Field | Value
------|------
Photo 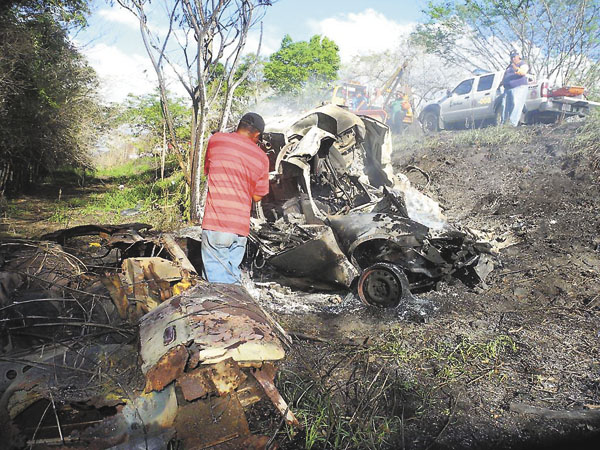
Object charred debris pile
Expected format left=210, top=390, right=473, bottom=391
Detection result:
left=0, top=226, right=297, bottom=449
left=0, top=105, right=494, bottom=448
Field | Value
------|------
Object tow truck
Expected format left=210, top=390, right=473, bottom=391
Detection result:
left=328, top=62, right=414, bottom=131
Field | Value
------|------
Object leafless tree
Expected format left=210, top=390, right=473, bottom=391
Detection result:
left=343, top=42, right=468, bottom=114
left=116, top=0, right=270, bottom=221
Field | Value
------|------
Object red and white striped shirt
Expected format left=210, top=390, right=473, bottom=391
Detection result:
left=202, top=132, right=269, bottom=236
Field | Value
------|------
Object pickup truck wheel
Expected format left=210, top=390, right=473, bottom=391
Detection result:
left=421, top=111, right=439, bottom=133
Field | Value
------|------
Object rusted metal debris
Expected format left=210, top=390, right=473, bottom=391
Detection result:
left=136, top=283, right=297, bottom=444
left=0, top=232, right=298, bottom=448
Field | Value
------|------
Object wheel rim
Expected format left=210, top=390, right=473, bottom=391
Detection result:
left=357, top=263, right=409, bottom=308
left=423, top=113, right=436, bottom=132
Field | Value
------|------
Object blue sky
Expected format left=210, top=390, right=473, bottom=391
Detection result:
left=76, top=0, right=428, bottom=102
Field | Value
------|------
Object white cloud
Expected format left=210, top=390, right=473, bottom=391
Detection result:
left=245, top=28, right=281, bottom=58
left=84, top=43, right=191, bottom=103
left=308, top=9, right=415, bottom=62
left=98, top=8, right=140, bottom=29
left=83, top=43, right=157, bottom=103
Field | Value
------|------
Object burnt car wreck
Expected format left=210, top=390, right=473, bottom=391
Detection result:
left=248, top=104, right=493, bottom=307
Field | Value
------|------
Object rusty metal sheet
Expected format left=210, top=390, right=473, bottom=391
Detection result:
left=144, top=344, right=188, bottom=392
left=101, top=273, right=129, bottom=319
left=174, top=392, right=250, bottom=449
left=76, top=384, right=178, bottom=448
left=236, top=376, right=265, bottom=408
left=118, top=257, right=190, bottom=317
left=0, top=345, right=165, bottom=449
left=177, top=369, right=211, bottom=401
left=252, top=365, right=299, bottom=427
left=159, top=234, right=197, bottom=276
left=139, top=284, right=285, bottom=373
left=177, top=358, right=247, bottom=401
left=209, top=358, right=247, bottom=396
left=122, top=257, right=184, bottom=284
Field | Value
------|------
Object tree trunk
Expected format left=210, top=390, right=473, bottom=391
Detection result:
left=161, top=120, right=166, bottom=180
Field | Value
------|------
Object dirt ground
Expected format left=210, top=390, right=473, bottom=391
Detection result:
left=1, top=122, right=599, bottom=449
left=264, top=122, right=600, bottom=449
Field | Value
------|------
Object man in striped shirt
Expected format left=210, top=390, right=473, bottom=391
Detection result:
left=201, top=112, right=269, bottom=284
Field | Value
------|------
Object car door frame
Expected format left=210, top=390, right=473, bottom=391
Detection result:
left=440, top=78, right=475, bottom=124
left=470, top=73, right=498, bottom=121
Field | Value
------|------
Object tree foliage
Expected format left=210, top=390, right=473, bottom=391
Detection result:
left=116, top=93, right=191, bottom=144
left=0, top=1, right=100, bottom=194
left=263, top=34, right=341, bottom=95
left=415, top=0, right=600, bottom=89
left=0, top=0, right=89, bottom=26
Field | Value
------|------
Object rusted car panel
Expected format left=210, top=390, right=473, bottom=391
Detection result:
left=137, top=284, right=297, bottom=447
left=0, top=236, right=297, bottom=448
left=139, top=283, right=285, bottom=373
left=0, top=344, right=176, bottom=449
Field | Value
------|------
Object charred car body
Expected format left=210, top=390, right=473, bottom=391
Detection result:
left=248, top=104, right=493, bottom=308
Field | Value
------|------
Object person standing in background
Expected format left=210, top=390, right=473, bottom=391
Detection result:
left=502, top=50, right=529, bottom=126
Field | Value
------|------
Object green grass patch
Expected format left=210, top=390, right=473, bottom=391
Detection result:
left=451, top=125, right=532, bottom=148
left=30, top=157, right=191, bottom=231
left=396, top=125, right=532, bottom=155
left=42, top=166, right=91, bottom=186
left=77, top=170, right=187, bottom=229
left=278, top=369, right=403, bottom=450
left=94, top=158, right=156, bottom=182
left=377, top=329, right=517, bottom=385
left=47, top=204, right=72, bottom=227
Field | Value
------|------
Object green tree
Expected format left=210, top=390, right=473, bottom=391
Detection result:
left=0, top=0, right=100, bottom=194
left=231, top=54, right=268, bottom=109
left=415, top=0, right=600, bottom=91
left=117, top=93, right=191, bottom=144
left=263, top=34, right=340, bottom=95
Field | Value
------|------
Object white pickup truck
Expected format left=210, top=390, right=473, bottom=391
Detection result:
left=419, top=71, right=599, bottom=132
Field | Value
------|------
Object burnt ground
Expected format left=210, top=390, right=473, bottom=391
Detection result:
left=263, top=122, right=600, bottom=449
left=1, top=122, right=599, bottom=449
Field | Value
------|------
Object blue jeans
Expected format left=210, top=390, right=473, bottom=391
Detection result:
left=503, top=84, right=528, bottom=126
left=201, top=229, right=247, bottom=284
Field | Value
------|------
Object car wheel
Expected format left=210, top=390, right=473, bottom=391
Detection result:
left=357, top=262, right=411, bottom=308
left=421, top=111, right=439, bottom=134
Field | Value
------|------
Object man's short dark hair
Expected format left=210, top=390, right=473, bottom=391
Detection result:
left=238, top=112, right=265, bottom=134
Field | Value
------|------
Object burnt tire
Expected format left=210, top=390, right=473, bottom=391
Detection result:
left=357, top=262, right=410, bottom=308
left=421, top=111, right=439, bottom=134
